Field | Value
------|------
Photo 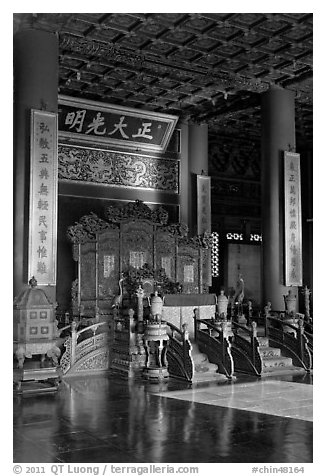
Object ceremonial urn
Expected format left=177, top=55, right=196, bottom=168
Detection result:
left=284, top=289, right=297, bottom=316
left=217, top=290, right=228, bottom=318
left=150, top=291, right=163, bottom=321
left=144, top=291, right=169, bottom=381
left=283, top=289, right=298, bottom=336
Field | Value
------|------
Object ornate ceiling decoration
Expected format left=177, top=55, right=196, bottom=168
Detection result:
left=14, top=12, right=313, bottom=146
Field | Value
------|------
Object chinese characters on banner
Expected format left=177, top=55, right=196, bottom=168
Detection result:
left=197, top=175, right=211, bottom=235
left=284, top=151, right=302, bottom=286
left=28, top=110, right=58, bottom=285
left=58, top=95, right=178, bottom=153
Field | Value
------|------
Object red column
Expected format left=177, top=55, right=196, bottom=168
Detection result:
left=188, top=123, right=208, bottom=236
left=14, top=29, right=58, bottom=300
left=179, top=121, right=189, bottom=227
left=261, top=86, right=296, bottom=310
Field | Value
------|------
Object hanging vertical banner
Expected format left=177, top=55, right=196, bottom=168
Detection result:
left=197, top=175, right=211, bottom=235
left=284, top=151, right=302, bottom=286
left=28, top=110, right=58, bottom=285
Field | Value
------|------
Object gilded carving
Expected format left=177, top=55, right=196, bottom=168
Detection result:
left=75, top=351, right=109, bottom=371
left=58, top=145, right=179, bottom=193
left=209, top=138, right=260, bottom=178
left=122, top=230, right=152, bottom=250
left=75, top=334, right=108, bottom=361
left=71, top=279, right=79, bottom=314
left=60, top=338, right=72, bottom=374
left=105, top=200, right=168, bottom=224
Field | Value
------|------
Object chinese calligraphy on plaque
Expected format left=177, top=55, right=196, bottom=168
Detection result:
left=58, top=95, right=178, bottom=153
left=28, top=110, right=58, bottom=285
left=284, top=151, right=302, bottom=286
left=184, top=265, right=194, bottom=283
left=103, top=255, right=115, bottom=278
left=161, top=257, right=172, bottom=279
left=130, top=251, right=146, bottom=269
left=197, top=175, right=211, bottom=235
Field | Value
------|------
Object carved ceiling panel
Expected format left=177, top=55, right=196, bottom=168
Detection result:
left=14, top=12, right=313, bottom=146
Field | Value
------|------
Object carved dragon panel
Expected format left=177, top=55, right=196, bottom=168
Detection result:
left=58, top=145, right=179, bottom=193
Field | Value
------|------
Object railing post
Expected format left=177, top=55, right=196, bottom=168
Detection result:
left=251, top=321, right=257, bottom=368
left=182, top=323, right=189, bottom=365
left=298, top=318, right=304, bottom=363
left=136, top=285, right=144, bottom=334
left=64, top=311, right=70, bottom=325
left=193, top=308, right=199, bottom=341
left=128, top=308, right=136, bottom=346
left=264, top=313, right=269, bottom=338
left=221, top=321, right=227, bottom=367
left=71, top=321, right=77, bottom=366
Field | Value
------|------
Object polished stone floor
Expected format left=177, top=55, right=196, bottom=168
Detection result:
left=13, top=372, right=313, bottom=464
left=156, top=378, right=313, bottom=421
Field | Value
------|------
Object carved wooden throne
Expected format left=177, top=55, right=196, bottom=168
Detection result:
left=67, top=200, right=212, bottom=320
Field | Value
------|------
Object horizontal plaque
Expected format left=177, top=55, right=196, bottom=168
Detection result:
left=58, top=95, right=178, bottom=153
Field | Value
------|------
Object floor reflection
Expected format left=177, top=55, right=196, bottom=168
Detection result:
left=13, top=373, right=313, bottom=463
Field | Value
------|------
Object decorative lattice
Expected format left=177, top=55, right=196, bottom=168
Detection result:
left=250, top=233, right=262, bottom=242
left=211, top=232, right=219, bottom=277
left=226, top=232, right=243, bottom=241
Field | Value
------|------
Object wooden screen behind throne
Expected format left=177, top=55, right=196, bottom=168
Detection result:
left=67, top=201, right=211, bottom=317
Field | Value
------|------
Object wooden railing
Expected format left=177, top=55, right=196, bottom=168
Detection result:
left=165, top=322, right=194, bottom=382
left=231, top=321, right=263, bottom=376
left=265, top=316, right=312, bottom=371
left=194, top=318, right=234, bottom=379
left=60, top=321, right=109, bottom=376
left=303, top=321, right=313, bottom=359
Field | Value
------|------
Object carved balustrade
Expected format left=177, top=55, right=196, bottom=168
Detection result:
left=231, top=321, right=262, bottom=376
left=165, top=321, right=194, bottom=382
left=265, top=316, right=312, bottom=371
left=60, top=321, right=109, bottom=376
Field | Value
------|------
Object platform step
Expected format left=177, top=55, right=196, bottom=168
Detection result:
left=258, top=346, right=281, bottom=358
left=192, top=371, right=228, bottom=383
left=194, top=362, right=219, bottom=373
left=257, top=336, right=269, bottom=346
left=235, top=333, right=269, bottom=346
left=235, top=326, right=266, bottom=337
left=191, top=342, right=220, bottom=374
left=260, top=366, right=306, bottom=378
left=262, top=356, right=293, bottom=370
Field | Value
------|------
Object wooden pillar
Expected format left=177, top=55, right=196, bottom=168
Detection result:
left=188, top=123, right=209, bottom=236
left=14, top=29, right=58, bottom=300
left=261, top=86, right=296, bottom=310
left=179, top=121, right=189, bottom=227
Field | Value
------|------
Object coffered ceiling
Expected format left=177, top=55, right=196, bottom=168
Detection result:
left=13, top=12, right=313, bottom=146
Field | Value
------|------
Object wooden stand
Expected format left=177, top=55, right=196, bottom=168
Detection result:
left=13, top=362, right=61, bottom=394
